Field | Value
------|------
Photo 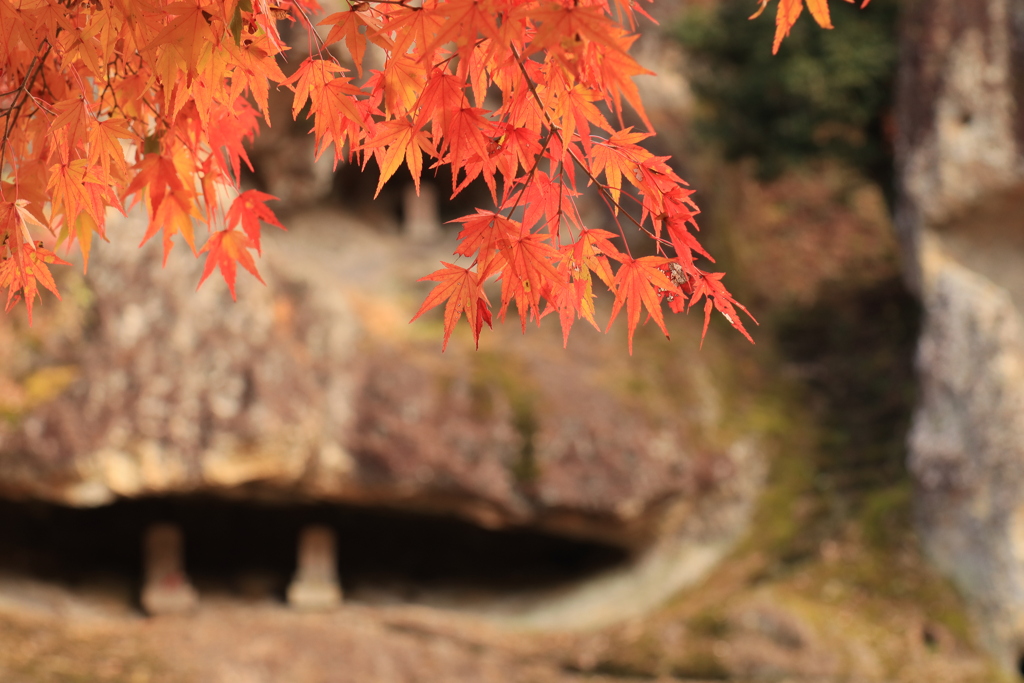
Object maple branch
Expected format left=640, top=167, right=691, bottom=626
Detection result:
left=99, top=66, right=129, bottom=120
left=0, top=45, right=51, bottom=187
left=501, top=127, right=555, bottom=220
left=0, top=0, right=757, bottom=346
left=555, top=161, right=570, bottom=247
left=291, top=0, right=336, bottom=63
left=508, top=43, right=644, bottom=255
left=364, top=0, right=413, bottom=18
left=431, top=36, right=488, bottom=72
left=579, top=167, right=665, bottom=242
left=590, top=176, right=640, bottom=252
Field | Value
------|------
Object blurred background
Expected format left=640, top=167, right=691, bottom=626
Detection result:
left=2, top=0, right=1023, bottom=680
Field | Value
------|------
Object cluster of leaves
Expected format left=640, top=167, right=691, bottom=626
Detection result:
left=679, top=0, right=894, bottom=180
left=0, top=0, right=854, bottom=348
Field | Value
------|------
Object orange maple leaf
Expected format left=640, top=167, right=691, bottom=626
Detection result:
left=497, top=229, right=563, bottom=330
left=198, top=229, right=265, bottom=300
left=148, top=1, right=215, bottom=84
left=750, top=0, right=846, bottom=54
left=606, top=256, right=677, bottom=354
left=225, top=189, right=284, bottom=255
left=0, top=0, right=812, bottom=348
left=320, top=8, right=389, bottom=76
left=0, top=202, right=70, bottom=323
left=359, top=118, right=434, bottom=196
left=453, top=209, right=517, bottom=277
left=411, top=262, right=492, bottom=351
left=687, top=272, right=757, bottom=346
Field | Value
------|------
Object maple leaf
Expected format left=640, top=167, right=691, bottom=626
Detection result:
left=606, top=256, right=678, bottom=355
left=224, top=190, right=284, bottom=255
left=424, top=0, right=501, bottom=57
left=414, top=70, right=467, bottom=143
left=411, top=262, right=491, bottom=351
left=0, top=0, right=32, bottom=58
left=587, top=33, right=654, bottom=129
left=223, top=34, right=288, bottom=122
left=321, top=11, right=368, bottom=72
left=491, top=125, right=542, bottom=188
left=804, top=0, right=834, bottom=30
left=48, top=159, right=120, bottom=227
left=453, top=209, right=517, bottom=277
left=553, top=84, right=613, bottom=157
left=687, top=271, right=757, bottom=346
left=543, top=230, right=622, bottom=346
left=497, top=229, right=564, bottom=330
left=288, top=58, right=344, bottom=120
left=0, top=0, right=833, bottom=347
left=198, top=229, right=265, bottom=300
left=148, top=1, right=215, bottom=84
left=525, top=4, right=631, bottom=60
left=359, top=118, right=434, bottom=197
left=150, top=187, right=200, bottom=260
left=439, top=106, right=492, bottom=190
left=126, top=151, right=200, bottom=262
left=573, top=228, right=623, bottom=289
left=589, top=128, right=653, bottom=208
left=69, top=212, right=105, bottom=273
left=750, top=0, right=841, bottom=54
left=288, top=59, right=367, bottom=162
left=88, top=117, right=136, bottom=180
left=0, top=204, right=70, bottom=324
left=320, top=8, right=388, bottom=76
left=381, top=55, right=427, bottom=117
left=373, top=3, right=443, bottom=59
left=515, top=172, right=584, bottom=236
left=206, top=98, right=260, bottom=183
left=48, top=98, right=92, bottom=163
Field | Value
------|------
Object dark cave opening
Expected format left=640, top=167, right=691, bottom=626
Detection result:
left=0, top=496, right=630, bottom=604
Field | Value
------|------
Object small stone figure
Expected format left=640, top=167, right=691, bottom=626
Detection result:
left=403, top=182, right=441, bottom=244
left=287, top=525, right=343, bottom=611
left=140, top=523, right=198, bottom=616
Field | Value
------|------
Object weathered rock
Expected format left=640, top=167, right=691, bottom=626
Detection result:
left=0, top=206, right=762, bottom=628
left=908, top=235, right=1024, bottom=671
left=894, top=0, right=1024, bottom=291
left=897, top=0, right=1024, bottom=670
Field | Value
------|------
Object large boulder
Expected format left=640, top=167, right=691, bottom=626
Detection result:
left=0, top=207, right=763, bottom=628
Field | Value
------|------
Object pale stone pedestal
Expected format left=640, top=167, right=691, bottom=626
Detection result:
left=287, top=525, right=343, bottom=611
left=140, top=523, right=198, bottom=615
left=403, top=183, right=441, bottom=244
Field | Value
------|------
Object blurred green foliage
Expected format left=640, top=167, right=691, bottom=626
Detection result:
left=677, top=0, right=898, bottom=180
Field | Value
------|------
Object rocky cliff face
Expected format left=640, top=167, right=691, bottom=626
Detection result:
left=897, top=0, right=1024, bottom=670
left=909, top=235, right=1024, bottom=670
left=895, top=0, right=1024, bottom=290
left=0, top=207, right=762, bottom=628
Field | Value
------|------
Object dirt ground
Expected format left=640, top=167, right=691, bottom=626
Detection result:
left=0, top=520, right=999, bottom=683
left=0, top=577, right=638, bottom=683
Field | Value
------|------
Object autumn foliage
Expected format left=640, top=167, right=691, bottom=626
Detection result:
left=0, top=0, right=858, bottom=349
